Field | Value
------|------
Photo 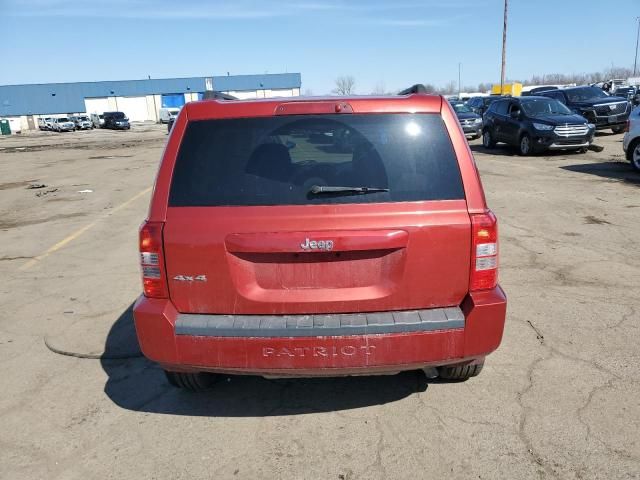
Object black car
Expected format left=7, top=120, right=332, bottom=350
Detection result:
left=521, top=86, right=558, bottom=97
left=103, top=111, right=130, bottom=130
left=450, top=101, right=483, bottom=139
left=467, top=96, right=506, bottom=117
left=612, top=86, right=640, bottom=107
left=538, top=86, right=630, bottom=133
left=482, top=96, right=595, bottom=155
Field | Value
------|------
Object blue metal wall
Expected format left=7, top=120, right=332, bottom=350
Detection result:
left=160, top=94, right=186, bottom=108
left=0, top=74, right=301, bottom=116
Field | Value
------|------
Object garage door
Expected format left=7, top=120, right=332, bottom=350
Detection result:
left=161, top=94, right=186, bottom=108
left=116, top=96, right=149, bottom=122
left=84, top=97, right=110, bottom=115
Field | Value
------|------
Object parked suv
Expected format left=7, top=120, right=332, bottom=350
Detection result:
left=70, top=115, right=93, bottom=130
left=450, top=101, right=483, bottom=139
left=38, top=117, right=53, bottom=131
left=623, top=107, right=640, bottom=171
left=539, top=86, right=630, bottom=133
left=613, top=86, right=640, bottom=107
left=103, top=111, right=130, bottom=130
left=134, top=94, right=507, bottom=390
left=482, top=96, right=595, bottom=155
left=467, top=96, right=505, bottom=117
left=52, top=117, right=76, bottom=132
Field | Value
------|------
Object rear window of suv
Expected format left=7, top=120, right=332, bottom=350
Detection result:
left=169, top=113, right=464, bottom=206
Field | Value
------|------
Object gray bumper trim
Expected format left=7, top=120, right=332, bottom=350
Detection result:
left=548, top=142, right=590, bottom=150
left=175, top=307, right=464, bottom=338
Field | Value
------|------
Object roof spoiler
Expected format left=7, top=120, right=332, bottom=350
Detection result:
left=398, top=84, right=429, bottom=95
left=202, top=91, right=238, bottom=101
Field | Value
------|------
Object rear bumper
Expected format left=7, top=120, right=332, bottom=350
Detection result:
left=133, top=286, right=507, bottom=376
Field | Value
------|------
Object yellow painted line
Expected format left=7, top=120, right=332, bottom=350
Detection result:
left=19, top=186, right=152, bottom=271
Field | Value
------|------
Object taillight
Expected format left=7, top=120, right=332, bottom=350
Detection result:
left=625, top=119, right=630, bottom=133
left=139, top=221, right=168, bottom=298
left=470, top=211, right=498, bottom=291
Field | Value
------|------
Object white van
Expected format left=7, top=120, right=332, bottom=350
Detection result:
left=90, top=113, right=104, bottom=128
left=158, top=107, right=181, bottom=124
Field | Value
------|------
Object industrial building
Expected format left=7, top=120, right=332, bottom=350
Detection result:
left=0, top=73, right=301, bottom=132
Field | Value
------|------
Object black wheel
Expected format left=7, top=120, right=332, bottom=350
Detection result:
left=518, top=134, right=533, bottom=156
left=611, top=125, right=625, bottom=134
left=482, top=129, right=496, bottom=148
left=628, top=139, right=640, bottom=172
left=578, top=147, right=588, bottom=154
left=438, top=362, right=484, bottom=381
left=164, top=370, right=219, bottom=392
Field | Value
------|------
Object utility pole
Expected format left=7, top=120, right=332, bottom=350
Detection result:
left=458, top=63, right=462, bottom=98
left=634, top=16, right=640, bottom=76
left=500, top=0, right=508, bottom=93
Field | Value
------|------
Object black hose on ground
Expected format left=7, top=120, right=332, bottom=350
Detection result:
left=43, top=336, right=142, bottom=360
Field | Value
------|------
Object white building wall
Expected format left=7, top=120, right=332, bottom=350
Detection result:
left=153, top=95, right=162, bottom=120
left=115, top=96, right=149, bottom=122
left=224, top=88, right=299, bottom=99
left=225, top=90, right=258, bottom=100
left=85, top=97, right=111, bottom=115
left=146, top=95, right=159, bottom=122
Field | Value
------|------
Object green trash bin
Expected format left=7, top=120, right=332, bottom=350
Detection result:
left=0, top=119, right=10, bottom=135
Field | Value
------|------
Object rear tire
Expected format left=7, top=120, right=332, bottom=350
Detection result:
left=612, top=125, right=625, bottom=134
left=438, top=362, right=484, bottom=381
left=164, top=370, right=219, bottom=392
left=482, top=129, right=496, bottom=148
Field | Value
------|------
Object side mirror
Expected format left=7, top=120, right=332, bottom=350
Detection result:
left=510, top=110, right=520, bottom=119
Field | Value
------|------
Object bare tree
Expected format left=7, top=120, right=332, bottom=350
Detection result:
left=371, top=81, right=388, bottom=95
left=441, top=81, right=458, bottom=95
left=333, top=76, right=356, bottom=95
left=303, top=88, right=314, bottom=96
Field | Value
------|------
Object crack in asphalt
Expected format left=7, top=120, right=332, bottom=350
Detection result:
left=515, top=353, right=560, bottom=479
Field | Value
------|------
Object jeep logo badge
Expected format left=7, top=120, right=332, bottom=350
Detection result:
left=300, top=237, right=334, bottom=251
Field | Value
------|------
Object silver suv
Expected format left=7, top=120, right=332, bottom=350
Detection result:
left=52, top=117, right=76, bottom=132
left=71, top=115, right=93, bottom=130
left=623, top=106, right=640, bottom=171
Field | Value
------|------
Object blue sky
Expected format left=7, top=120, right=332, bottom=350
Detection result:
left=1, top=0, right=639, bottom=93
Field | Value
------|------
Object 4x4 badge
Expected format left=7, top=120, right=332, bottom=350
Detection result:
left=173, top=275, right=207, bottom=282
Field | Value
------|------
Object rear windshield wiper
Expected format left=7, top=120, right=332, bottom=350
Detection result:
left=309, top=185, right=389, bottom=195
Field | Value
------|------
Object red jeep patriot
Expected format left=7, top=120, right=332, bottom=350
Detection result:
left=134, top=94, right=507, bottom=391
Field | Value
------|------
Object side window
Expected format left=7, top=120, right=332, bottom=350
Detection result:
left=549, top=91, right=565, bottom=103
left=493, top=100, right=508, bottom=116
left=508, top=102, right=521, bottom=115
